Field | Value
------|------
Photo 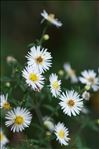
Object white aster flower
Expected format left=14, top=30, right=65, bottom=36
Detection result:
left=79, top=70, right=99, bottom=91
left=0, top=128, right=9, bottom=148
left=59, top=90, right=83, bottom=116
left=82, top=91, right=90, bottom=101
left=43, top=116, right=54, bottom=132
left=22, top=66, right=44, bottom=91
left=41, top=10, right=62, bottom=28
left=0, top=94, right=11, bottom=110
left=49, top=73, right=61, bottom=97
left=55, top=122, right=70, bottom=146
left=5, top=107, right=32, bottom=132
left=26, top=46, right=52, bottom=73
left=81, top=107, right=89, bottom=114
left=64, top=63, right=78, bottom=83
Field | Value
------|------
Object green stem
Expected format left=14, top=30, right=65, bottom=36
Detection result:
left=39, top=24, right=49, bottom=45
left=33, top=92, right=44, bottom=126
left=34, top=105, right=43, bottom=126
left=33, top=93, right=52, bottom=149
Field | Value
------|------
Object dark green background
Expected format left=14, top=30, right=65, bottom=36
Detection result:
left=1, top=1, right=99, bottom=75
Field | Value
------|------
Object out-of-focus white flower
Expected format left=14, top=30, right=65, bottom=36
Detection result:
left=6, top=56, right=17, bottom=64
left=49, top=73, right=61, bottom=97
left=59, top=90, right=83, bottom=116
left=0, top=94, right=11, bottom=110
left=81, top=107, right=89, bottom=114
left=63, top=63, right=78, bottom=83
left=55, top=122, right=70, bottom=146
left=0, top=128, right=8, bottom=148
left=82, top=91, right=90, bottom=101
left=26, top=46, right=52, bottom=73
left=22, top=66, right=44, bottom=91
left=79, top=70, right=99, bottom=91
left=5, top=107, right=32, bottom=132
left=43, top=116, right=54, bottom=132
left=41, top=10, right=62, bottom=28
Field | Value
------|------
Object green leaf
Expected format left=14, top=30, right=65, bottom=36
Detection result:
left=43, top=104, right=55, bottom=112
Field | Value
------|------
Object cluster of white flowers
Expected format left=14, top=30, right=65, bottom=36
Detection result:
left=63, top=63, right=99, bottom=92
left=0, top=94, right=32, bottom=148
left=0, top=95, right=32, bottom=133
left=22, top=46, right=52, bottom=91
left=1, top=10, right=99, bottom=148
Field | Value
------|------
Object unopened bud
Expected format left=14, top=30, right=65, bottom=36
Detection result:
left=85, top=85, right=90, bottom=91
left=82, top=91, right=90, bottom=101
left=6, top=56, right=17, bottom=64
left=97, top=119, right=99, bottom=125
left=58, top=70, right=64, bottom=76
left=43, top=34, right=49, bottom=40
left=43, top=116, right=54, bottom=132
left=5, top=82, right=11, bottom=87
left=46, top=131, right=51, bottom=136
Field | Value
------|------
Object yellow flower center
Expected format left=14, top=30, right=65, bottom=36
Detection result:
left=88, top=77, right=95, bottom=84
left=15, top=116, right=24, bottom=125
left=68, top=69, right=75, bottom=76
left=48, top=14, right=55, bottom=22
left=3, top=102, right=11, bottom=110
left=52, top=81, right=59, bottom=89
left=67, top=99, right=75, bottom=107
left=0, top=133, right=4, bottom=141
left=58, top=130, right=65, bottom=139
left=36, top=56, right=43, bottom=64
left=29, top=73, right=38, bottom=82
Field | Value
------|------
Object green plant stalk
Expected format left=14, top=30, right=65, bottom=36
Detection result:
left=39, top=23, right=49, bottom=45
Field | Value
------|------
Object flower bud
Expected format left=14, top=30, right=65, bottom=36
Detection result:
left=5, top=82, right=11, bottom=87
left=6, top=56, right=17, bottom=64
left=43, top=116, right=54, bottom=132
left=46, top=131, right=51, bottom=136
left=82, top=91, right=90, bottom=101
left=58, top=70, right=64, bottom=76
left=43, top=34, right=49, bottom=40
left=85, top=85, right=90, bottom=91
left=97, top=119, right=99, bottom=125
